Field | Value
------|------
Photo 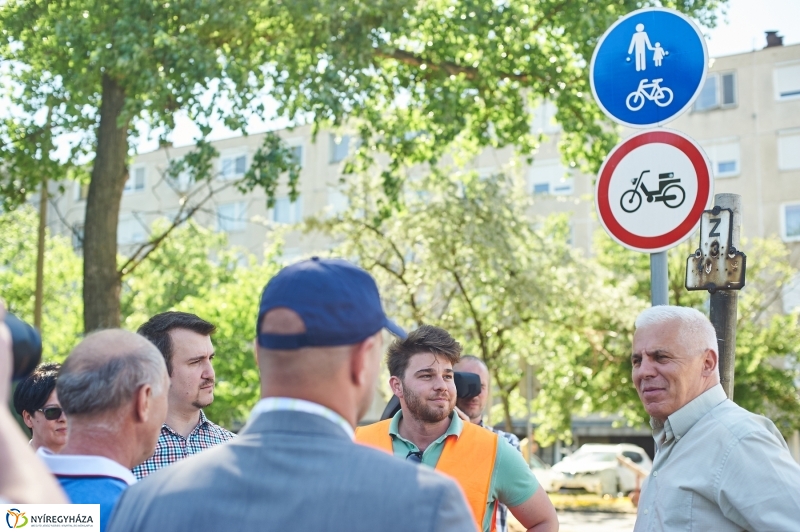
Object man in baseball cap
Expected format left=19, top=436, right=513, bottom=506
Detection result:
left=108, top=257, right=477, bottom=532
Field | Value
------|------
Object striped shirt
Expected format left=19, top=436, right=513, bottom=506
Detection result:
left=132, top=410, right=235, bottom=480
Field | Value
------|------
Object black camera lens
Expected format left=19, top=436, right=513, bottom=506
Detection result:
left=5, top=313, right=42, bottom=380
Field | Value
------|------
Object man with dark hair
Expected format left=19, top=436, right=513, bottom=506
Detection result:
left=133, top=311, right=234, bottom=479
left=108, top=257, right=476, bottom=532
left=454, top=355, right=522, bottom=532
left=13, top=362, right=68, bottom=452
left=38, top=329, right=169, bottom=532
left=357, top=325, right=558, bottom=532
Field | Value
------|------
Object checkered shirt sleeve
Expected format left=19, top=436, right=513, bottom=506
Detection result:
left=132, top=410, right=235, bottom=480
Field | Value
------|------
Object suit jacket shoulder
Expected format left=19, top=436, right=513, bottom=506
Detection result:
left=108, top=411, right=476, bottom=532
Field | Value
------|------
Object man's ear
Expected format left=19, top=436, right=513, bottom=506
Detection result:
left=701, top=348, right=718, bottom=377
left=389, top=375, right=404, bottom=398
left=134, top=384, right=154, bottom=423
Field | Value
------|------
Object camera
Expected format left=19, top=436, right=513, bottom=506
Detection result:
left=379, top=371, right=482, bottom=421
left=4, top=313, right=42, bottom=380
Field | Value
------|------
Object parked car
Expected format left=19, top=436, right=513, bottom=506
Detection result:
left=549, top=443, right=652, bottom=495
left=529, top=453, right=563, bottom=493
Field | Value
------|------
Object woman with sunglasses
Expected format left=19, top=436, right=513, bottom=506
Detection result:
left=13, top=362, right=67, bottom=452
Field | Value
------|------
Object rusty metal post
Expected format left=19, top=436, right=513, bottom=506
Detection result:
left=709, top=193, right=742, bottom=399
left=650, top=251, right=669, bottom=306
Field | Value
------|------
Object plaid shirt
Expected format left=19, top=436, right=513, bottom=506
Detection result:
left=481, top=422, right=521, bottom=532
left=132, top=410, right=235, bottom=480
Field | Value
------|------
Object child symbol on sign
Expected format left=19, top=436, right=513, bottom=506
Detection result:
left=653, top=42, right=667, bottom=67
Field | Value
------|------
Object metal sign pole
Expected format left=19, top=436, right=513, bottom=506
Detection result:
left=650, top=251, right=669, bottom=306
left=709, top=194, right=742, bottom=399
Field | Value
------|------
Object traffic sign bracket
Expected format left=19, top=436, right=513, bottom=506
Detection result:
left=685, top=206, right=746, bottom=292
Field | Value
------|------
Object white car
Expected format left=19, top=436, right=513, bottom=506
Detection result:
left=529, top=453, right=563, bottom=493
left=549, top=443, right=652, bottom=495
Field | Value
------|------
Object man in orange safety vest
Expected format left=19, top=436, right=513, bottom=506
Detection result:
left=356, top=325, right=558, bottom=532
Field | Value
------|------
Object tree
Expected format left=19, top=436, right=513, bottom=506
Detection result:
left=0, top=207, right=83, bottom=361
left=309, top=166, right=639, bottom=441
left=0, top=0, right=726, bottom=331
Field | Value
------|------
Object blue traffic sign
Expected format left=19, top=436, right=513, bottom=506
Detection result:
left=590, top=8, right=708, bottom=128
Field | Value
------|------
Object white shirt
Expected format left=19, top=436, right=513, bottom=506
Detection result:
left=37, top=447, right=136, bottom=485
left=634, top=384, right=800, bottom=532
left=248, top=397, right=354, bottom=440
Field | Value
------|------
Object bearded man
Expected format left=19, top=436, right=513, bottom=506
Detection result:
left=356, top=325, right=558, bottom=532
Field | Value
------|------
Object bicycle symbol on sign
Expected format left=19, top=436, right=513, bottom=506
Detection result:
left=620, top=170, right=685, bottom=213
left=625, top=79, right=674, bottom=111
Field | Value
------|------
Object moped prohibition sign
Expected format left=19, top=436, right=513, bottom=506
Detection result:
left=595, top=129, right=713, bottom=253
left=590, top=7, right=708, bottom=128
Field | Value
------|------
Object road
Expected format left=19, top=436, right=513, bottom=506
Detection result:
left=557, top=511, right=637, bottom=532
left=510, top=511, right=636, bottom=532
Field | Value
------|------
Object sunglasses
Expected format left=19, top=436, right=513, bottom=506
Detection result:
left=36, top=407, right=64, bottom=421
left=406, top=451, right=423, bottom=464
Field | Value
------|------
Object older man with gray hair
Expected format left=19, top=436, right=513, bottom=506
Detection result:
left=38, top=329, right=169, bottom=532
left=631, top=305, right=800, bottom=532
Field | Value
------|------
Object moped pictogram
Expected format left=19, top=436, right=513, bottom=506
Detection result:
left=620, top=170, right=685, bottom=213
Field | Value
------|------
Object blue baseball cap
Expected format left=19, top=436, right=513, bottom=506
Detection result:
left=256, top=257, right=406, bottom=349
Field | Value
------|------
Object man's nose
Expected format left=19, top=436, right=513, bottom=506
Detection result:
left=635, top=357, right=657, bottom=379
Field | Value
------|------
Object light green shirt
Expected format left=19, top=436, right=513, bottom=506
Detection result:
left=388, top=411, right=538, bottom=532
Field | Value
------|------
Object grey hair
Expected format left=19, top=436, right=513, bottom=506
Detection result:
left=635, top=306, right=718, bottom=355
left=58, top=330, right=168, bottom=417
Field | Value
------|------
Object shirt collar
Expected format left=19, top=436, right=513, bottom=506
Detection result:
left=163, top=409, right=210, bottom=438
left=388, top=409, right=463, bottom=443
left=652, top=384, right=727, bottom=442
left=250, top=397, right=354, bottom=440
left=36, top=447, right=137, bottom=485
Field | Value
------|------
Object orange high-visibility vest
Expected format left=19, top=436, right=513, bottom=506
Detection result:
left=355, top=418, right=499, bottom=532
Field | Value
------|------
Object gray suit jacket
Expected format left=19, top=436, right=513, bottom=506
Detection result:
left=107, top=410, right=476, bottom=532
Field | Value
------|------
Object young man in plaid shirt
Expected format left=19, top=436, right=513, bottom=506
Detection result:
left=454, top=355, right=523, bottom=532
left=132, top=312, right=234, bottom=480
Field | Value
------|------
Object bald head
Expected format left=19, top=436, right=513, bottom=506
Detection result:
left=58, top=329, right=168, bottom=417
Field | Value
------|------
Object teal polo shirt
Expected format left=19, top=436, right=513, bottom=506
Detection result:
left=388, top=411, right=539, bottom=532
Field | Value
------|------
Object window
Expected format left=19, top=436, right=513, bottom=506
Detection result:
left=529, top=159, right=573, bottom=196
left=73, top=182, right=89, bottom=201
left=775, top=63, right=800, bottom=100
left=327, top=187, right=349, bottom=215
left=272, top=196, right=303, bottom=224
left=289, top=145, right=304, bottom=168
left=117, top=216, right=147, bottom=245
left=701, top=140, right=741, bottom=178
left=124, top=167, right=146, bottom=194
left=72, top=224, right=84, bottom=250
left=783, top=273, right=800, bottom=314
left=530, top=100, right=560, bottom=134
left=781, top=203, right=800, bottom=242
left=694, top=72, right=737, bottom=111
left=329, top=134, right=350, bottom=164
left=219, top=154, right=247, bottom=180
left=778, top=131, right=800, bottom=170
left=216, top=202, right=247, bottom=232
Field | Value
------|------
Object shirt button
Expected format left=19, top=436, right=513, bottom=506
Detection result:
left=653, top=471, right=658, bottom=477
left=644, top=509, right=649, bottom=515
left=676, top=435, right=681, bottom=440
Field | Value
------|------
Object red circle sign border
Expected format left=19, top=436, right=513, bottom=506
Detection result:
left=596, top=129, right=712, bottom=253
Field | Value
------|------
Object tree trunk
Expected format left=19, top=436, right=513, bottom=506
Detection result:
left=501, top=390, right=513, bottom=433
left=34, top=176, right=48, bottom=331
left=83, top=74, right=129, bottom=332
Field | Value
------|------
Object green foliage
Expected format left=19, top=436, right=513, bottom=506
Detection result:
left=0, top=206, right=83, bottom=361
left=308, top=164, right=641, bottom=443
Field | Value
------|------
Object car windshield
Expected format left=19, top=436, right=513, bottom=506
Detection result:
left=571, top=452, right=617, bottom=463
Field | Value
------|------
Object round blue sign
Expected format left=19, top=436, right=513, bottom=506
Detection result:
left=590, top=8, right=708, bottom=128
